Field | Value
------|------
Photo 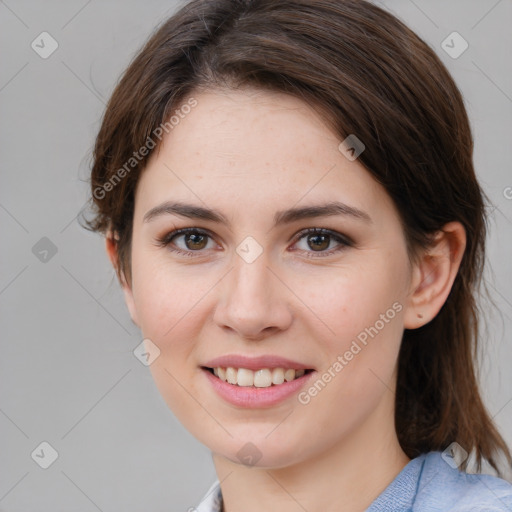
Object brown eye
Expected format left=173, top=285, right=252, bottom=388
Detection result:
left=292, top=228, right=352, bottom=257
left=307, top=233, right=331, bottom=251
left=157, top=228, right=216, bottom=255
left=184, top=232, right=208, bottom=250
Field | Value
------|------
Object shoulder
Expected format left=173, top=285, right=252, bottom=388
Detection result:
left=368, top=451, right=512, bottom=512
left=414, top=451, right=512, bottom=511
left=194, top=453, right=512, bottom=512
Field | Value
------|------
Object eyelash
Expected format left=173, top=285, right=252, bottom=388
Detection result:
left=155, top=227, right=353, bottom=259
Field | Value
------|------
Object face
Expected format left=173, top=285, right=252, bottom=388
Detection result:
left=122, top=88, right=415, bottom=468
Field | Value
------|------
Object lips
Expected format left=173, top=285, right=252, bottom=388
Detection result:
left=202, top=366, right=315, bottom=408
left=200, top=354, right=316, bottom=407
left=201, top=354, right=314, bottom=388
left=203, top=354, right=314, bottom=371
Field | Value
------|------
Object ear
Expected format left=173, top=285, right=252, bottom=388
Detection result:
left=105, top=233, right=140, bottom=327
left=403, top=221, right=466, bottom=329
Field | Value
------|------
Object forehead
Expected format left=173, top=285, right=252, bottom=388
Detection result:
left=161, top=88, right=337, bottom=169
left=134, top=88, right=397, bottom=227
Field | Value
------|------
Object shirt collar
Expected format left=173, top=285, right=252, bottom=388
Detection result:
left=194, top=480, right=223, bottom=512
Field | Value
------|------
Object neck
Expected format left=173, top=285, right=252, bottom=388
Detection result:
left=212, top=392, right=410, bottom=512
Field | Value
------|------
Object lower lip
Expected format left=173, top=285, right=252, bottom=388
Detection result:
left=202, top=368, right=315, bottom=408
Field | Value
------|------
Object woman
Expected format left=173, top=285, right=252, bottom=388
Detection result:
left=86, top=0, right=512, bottom=509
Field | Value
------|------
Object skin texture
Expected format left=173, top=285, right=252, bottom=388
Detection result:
left=106, top=88, right=466, bottom=511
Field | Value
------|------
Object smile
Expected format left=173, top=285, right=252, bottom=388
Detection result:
left=201, top=366, right=316, bottom=408
left=204, top=367, right=314, bottom=388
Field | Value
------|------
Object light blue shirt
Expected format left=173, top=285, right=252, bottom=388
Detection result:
left=193, top=451, right=512, bottom=511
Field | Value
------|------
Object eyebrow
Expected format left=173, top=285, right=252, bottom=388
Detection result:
left=143, top=200, right=372, bottom=226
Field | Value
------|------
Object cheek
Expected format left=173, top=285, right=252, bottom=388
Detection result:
left=130, top=246, right=211, bottom=339
left=128, top=255, right=217, bottom=406
left=129, top=252, right=212, bottom=413
left=293, top=254, right=407, bottom=401
left=294, top=254, right=406, bottom=347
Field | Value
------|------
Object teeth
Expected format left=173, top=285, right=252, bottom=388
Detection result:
left=213, top=367, right=308, bottom=387
left=254, top=369, right=272, bottom=387
left=284, top=369, right=295, bottom=382
left=237, top=368, right=254, bottom=387
left=226, top=367, right=237, bottom=385
left=271, top=368, right=285, bottom=385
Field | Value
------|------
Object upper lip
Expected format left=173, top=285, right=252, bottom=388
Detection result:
left=203, top=354, right=314, bottom=371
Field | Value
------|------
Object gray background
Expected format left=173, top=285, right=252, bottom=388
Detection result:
left=1, top=0, right=511, bottom=510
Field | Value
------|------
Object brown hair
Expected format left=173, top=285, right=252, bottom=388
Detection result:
left=85, top=0, right=512, bottom=476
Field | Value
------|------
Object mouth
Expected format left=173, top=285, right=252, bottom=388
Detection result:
left=201, top=366, right=315, bottom=388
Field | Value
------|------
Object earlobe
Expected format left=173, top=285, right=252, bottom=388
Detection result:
left=105, top=233, right=119, bottom=270
left=403, top=221, right=466, bottom=329
left=105, top=234, right=140, bottom=328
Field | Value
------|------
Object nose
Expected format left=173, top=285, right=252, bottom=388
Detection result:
left=213, top=248, right=293, bottom=341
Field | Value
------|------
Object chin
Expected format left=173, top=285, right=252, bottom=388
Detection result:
left=206, top=433, right=312, bottom=469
